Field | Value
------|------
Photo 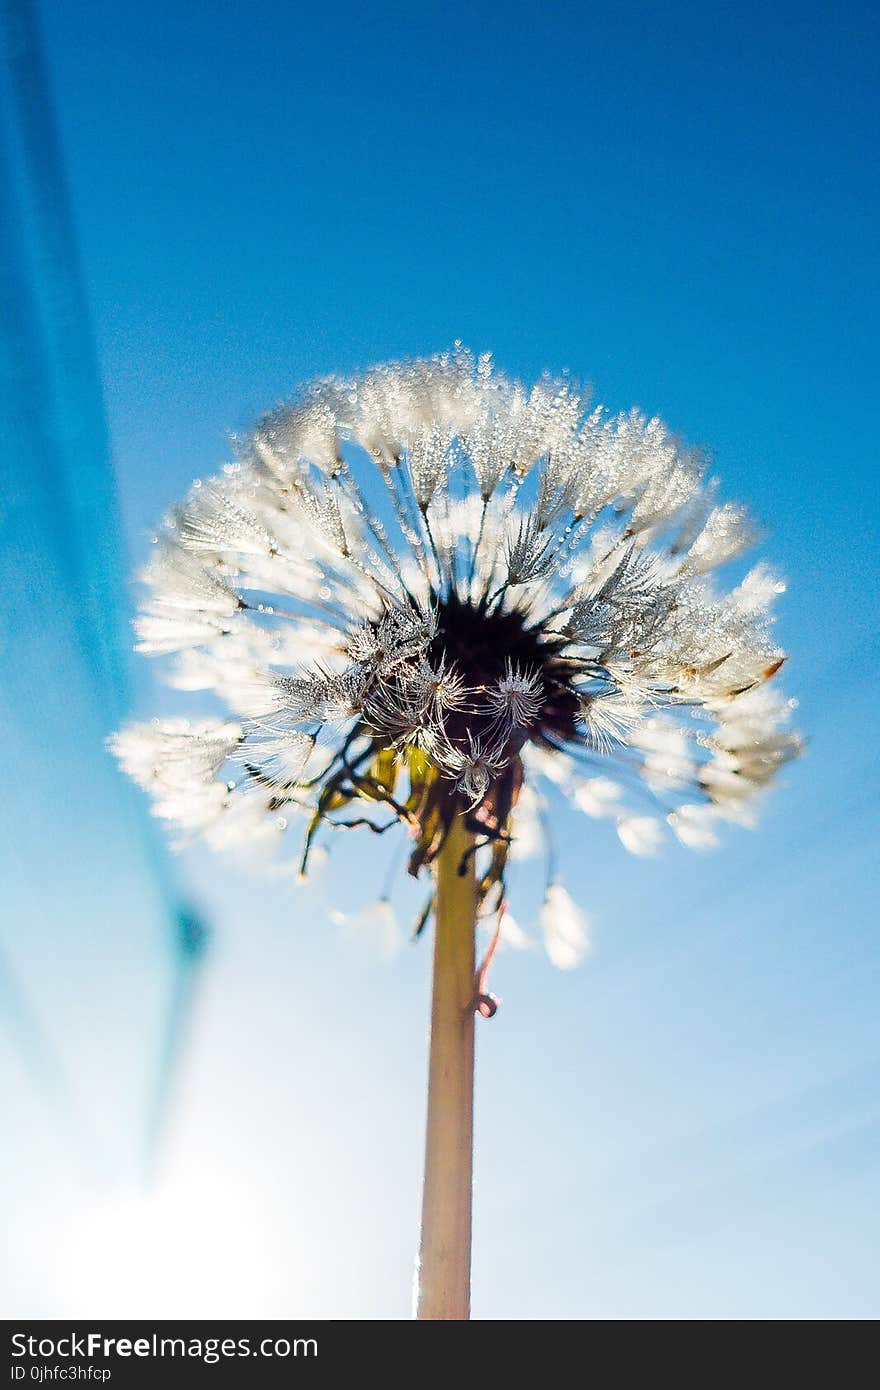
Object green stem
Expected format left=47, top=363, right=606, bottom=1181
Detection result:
left=416, top=814, right=476, bottom=1320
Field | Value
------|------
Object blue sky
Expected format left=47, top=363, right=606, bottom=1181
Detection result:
left=2, top=0, right=879, bottom=1318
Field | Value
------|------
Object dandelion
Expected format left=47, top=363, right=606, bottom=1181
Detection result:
left=112, top=347, right=801, bottom=1319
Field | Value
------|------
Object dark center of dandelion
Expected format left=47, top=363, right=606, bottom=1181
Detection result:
left=429, top=592, right=581, bottom=753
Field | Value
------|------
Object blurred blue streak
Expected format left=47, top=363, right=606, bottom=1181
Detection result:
left=0, top=0, right=198, bottom=1179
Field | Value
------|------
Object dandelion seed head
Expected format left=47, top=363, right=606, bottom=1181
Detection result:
left=113, top=349, right=801, bottom=966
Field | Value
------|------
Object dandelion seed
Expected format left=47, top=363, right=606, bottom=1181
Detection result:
left=495, top=909, right=533, bottom=950
left=438, top=732, right=509, bottom=807
left=332, top=897, right=400, bottom=959
left=485, top=661, right=544, bottom=729
left=541, top=883, right=590, bottom=970
left=570, top=775, right=623, bottom=819
left=668, top=804, right=720, bottom=850
left=616, top=815, right=664, bottom=857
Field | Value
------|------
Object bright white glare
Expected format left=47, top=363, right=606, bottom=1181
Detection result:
left=17, top=1172, right=293, bottom=1319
